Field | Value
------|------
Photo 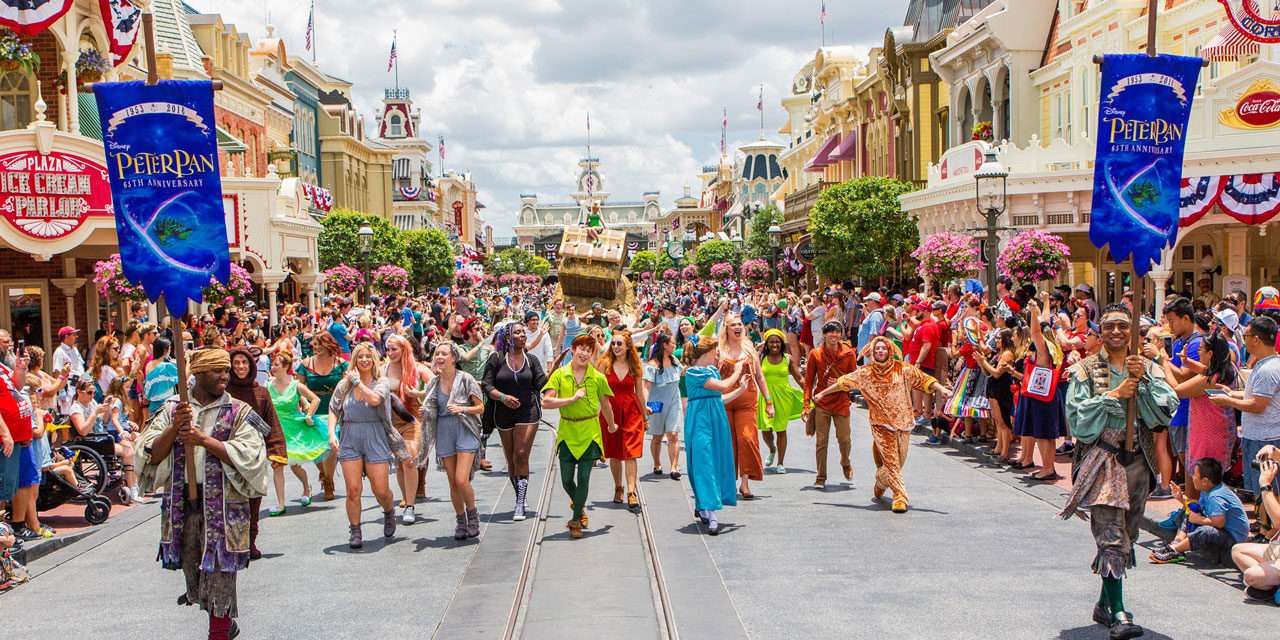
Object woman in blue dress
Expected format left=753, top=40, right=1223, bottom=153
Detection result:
left=682, top=336, right=748, bottom=535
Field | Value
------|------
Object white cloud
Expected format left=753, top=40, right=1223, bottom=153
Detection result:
left=189, top=0, right=908, bottom=235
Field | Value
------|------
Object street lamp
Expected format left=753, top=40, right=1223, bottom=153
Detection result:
left=974, top=150, right=1008, bottom=307
left=768, top=223, right=782, bottom=286
left=357, top=223, right=374, bottom=303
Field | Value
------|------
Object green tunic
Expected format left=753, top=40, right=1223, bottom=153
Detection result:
left=543, top=364, right=613, bottom=458
left=1065, top=354, right=1179, bottom=480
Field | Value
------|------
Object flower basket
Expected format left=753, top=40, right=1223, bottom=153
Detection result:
left=680, top=265, right=698, bottom=280
left=204, top=263, right=254, bottom=306
left=522, top=274, right=541, bottom=284
left=997, top=230, right=1070, bottom=284
left=739, top=258, right=771, bottom=283
left=662, top=268, right=679, bottom=281
left=370, top=265, right=409, bottom=294
left=910, top=232, right=983, bottom=285
left=75, top=48, right=110, bottom=82
left=92, top=254, right=147, bottom=302
left=640, top=271, right=653, bottom=281
left=709, top=262, right=734, bottom=280
left=0, top=31, right=39, bottom=75
left=972, top=121, right=993, bottom=143
left=323, top=264, right=365, bottom=296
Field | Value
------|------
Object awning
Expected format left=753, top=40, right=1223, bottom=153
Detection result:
left=77, top=93, right=102, bottom=140
left=1201, top=24, right=1258, bottom=61
left=217, top=127, right=247, bottom=154
left=827, top=132, right=858, bottom=161
left=803, top=134, right=841, bottom=172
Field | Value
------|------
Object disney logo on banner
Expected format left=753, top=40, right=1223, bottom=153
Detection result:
left=1105, top=73, right=1189, bottom=106
left=106, top=101, right=211, bottom=135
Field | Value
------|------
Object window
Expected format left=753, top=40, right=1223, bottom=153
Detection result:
left=1080, top=69, right=1090, bottom=138
left=388, top=114, right=403, bottom=137
left=0, top=71, right=34, bottom=131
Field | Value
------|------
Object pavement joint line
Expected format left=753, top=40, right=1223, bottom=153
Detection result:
left=669, top=464, right=753, bottom=638
left=501, top=425, right=559, bottom=640
left=14, top=501, right=160, bottom=581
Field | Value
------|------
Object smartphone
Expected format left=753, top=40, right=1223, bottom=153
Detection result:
left=1204, top=388, right=1228, bottom=398
left=1162, top=336, right=1173, bottom=355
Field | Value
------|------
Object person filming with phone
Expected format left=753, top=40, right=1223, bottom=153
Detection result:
left=1208, top=315, right=1280, bottom=500
left=1230, top=448, right=1280, bottom=603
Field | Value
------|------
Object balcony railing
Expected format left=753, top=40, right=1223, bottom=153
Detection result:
left=385, top=88, right=411, bottom=100
left=783, top=181, right=833, bottom=225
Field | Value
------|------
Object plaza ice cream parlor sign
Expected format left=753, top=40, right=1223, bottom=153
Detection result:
left=0, top=150, right=112, bottom=239
left=1220, top=80, right=1280, bottom=130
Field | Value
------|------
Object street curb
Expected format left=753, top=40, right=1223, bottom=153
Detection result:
left=13, top=501, right=159, bottom=574
left=907, top=423, right=1172, bottom=542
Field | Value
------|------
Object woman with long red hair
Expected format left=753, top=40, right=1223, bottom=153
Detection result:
left=384, top=334, right=432, bottom=524
left=598, top=330, right=648, bottom=509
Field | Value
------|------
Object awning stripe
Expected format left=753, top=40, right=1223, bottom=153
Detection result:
left=803, top=134, right=841, bottom=172
left=1202, top=24, right=1259, bottom=61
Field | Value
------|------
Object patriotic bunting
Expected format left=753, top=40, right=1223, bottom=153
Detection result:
left=399, top=186, right=421, bottom=201
left=99, top=0, right=141, bottom=67
left=0, top=0, right=73, bottom=36
left=299, top=183, right=332, bottom=212
left=1178, top=172, right=1280, bottom=227
left=1179, top=176, right=1224, bottom=226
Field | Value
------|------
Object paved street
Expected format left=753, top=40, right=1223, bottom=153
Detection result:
left=4, top=408, right=1276, bottom=639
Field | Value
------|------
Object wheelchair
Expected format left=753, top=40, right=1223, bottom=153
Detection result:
left=34, top=418, right=130, bottom=525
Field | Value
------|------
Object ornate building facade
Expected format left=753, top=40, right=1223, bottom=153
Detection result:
left=375, top=88, right=437, bottom=231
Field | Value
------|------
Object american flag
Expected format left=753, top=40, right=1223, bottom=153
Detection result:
left=438, top=136, right=445, bottom=160
left=387, top=35, right=397, bottom=72
left=820, top=0, right=827, bottom=26
left=757, top=85, right=763, bottom=112
left=305, top=1, right=314, bottom=50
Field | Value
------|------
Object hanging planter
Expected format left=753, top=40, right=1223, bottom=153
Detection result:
left=0, top=31, right=39, bottom=75
left=998, top=230, right=1071, bottom=284
left=203, top=264, right=254, bottom=306
left=93, top=254, right=147, bottom=302
left=739, top=258, right=772, bottom=283
left=75, top=48, right=110, bottom=84
left=911, top=232, right=983, bottom=285
left=370, top=265, right=409, bottom=293
left=323, top=264, right=365, bottom=296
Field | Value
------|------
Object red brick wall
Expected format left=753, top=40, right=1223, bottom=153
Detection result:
left=13, top=31, right=63, bottom=126
left=216, top=108, right=267, bottom=178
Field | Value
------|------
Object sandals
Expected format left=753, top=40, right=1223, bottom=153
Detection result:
left=613, top=486, right=624, bottom=504
left=1029, top=472, right=1062, bottom=482
left=627, top=492, right=639, bottom=510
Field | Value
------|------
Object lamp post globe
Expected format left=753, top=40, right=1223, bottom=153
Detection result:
left=768, top=224, right=782, bottom=285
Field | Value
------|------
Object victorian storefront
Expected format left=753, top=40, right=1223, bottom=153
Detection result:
left=901, top=0, right=1280, bottom=312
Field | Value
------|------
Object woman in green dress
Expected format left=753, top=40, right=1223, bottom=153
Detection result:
left=756, top=329, right=803, bottom=473
left=294, top=332, right=348, bottom=500
left=270, top=352, right=330, bottom=508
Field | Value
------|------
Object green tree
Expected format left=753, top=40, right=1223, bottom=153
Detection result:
left=655, top=251, right=674, bottom=274
left=808, top=177, right=919, bottom=281
left=318, top=208, right=407, bottom=271
left=402, top=228, right=455, bottom=290
left=530, top=256, right=551, bottom=276
left=628, top=250, right=658, bottom=274
left=693, top=239, right=740, bottom=277
left=486, top=247, right=541, bottom=275
left=745, top=205, right=783, bottom=260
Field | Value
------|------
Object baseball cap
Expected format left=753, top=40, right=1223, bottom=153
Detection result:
left=58, top=326, right=80, bottom=338
left=865, top=292, right=882, bottom=302
left=931, top=301, right=947, bottom=311
left=1074, top=283, right=1093, bottom=294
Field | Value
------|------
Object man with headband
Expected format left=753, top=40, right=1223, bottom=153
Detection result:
left=135, top=348, right=271, bottom=640
left=1059, top=304, right=1177, bottom=640
left=813, top=336, right=949, bottom=513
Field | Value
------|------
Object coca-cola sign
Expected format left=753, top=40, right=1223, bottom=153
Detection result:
left=1221, top=80, right=1280, bottom=130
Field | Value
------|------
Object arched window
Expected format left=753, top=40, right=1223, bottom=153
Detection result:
left=0, top=71, right=34, bottom=130
left=388, top=114, right=403, bottom=137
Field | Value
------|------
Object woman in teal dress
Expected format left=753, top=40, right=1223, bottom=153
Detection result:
left=269, top=352, right=331, bottom=507
left=294, top=332, right=348, bottom=500
left=756, top=329, right=803, bottom=473
left=682, top=336, right=748, bottom=535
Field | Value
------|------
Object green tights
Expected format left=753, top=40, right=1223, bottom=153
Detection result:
left=1097, top=577, right=1125, bottom=618
left=559, top=441, right=601, bottom=522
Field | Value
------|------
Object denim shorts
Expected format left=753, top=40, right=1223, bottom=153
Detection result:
left=0, top=444, right=21, bottom=501
left=1186, top=525, right=1235, bottom=553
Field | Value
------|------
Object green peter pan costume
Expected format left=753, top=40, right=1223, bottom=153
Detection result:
left=543, top=363, right=613, bottom=524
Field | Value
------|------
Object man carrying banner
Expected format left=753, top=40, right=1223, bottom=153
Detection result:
left=1059, top=305, right=1177, bottom=640
left=136, top=349, right=270, bottom=640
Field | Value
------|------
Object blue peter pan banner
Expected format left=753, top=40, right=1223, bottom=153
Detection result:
left=94, top=80, right=230, bottom=315
left=1089, top=54, right=1202, bottom=277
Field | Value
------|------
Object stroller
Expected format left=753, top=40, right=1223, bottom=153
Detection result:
left=34, top=418, right=118, bottom=525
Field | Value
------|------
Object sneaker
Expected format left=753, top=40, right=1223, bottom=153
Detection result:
left=913, top=416, right=928, bottom=428
left=513, top=501, right=527, bottom=522
left=383, top=510, right=397, bottom=538
left=924, top=436, right=942, bottom=446
left=775, top=465, right=787, bottom=475
left=401, top=506, right=415, bottom=525
left=1148, top=548, right=1185, bottom=564
left=1150, top=487, right=1173, bottom=500
left=13, top=526, right=42, bottom=541
left=1056, top=441, right=1075, bottom=456
left=299, top=495, right=312, bottom=507
left=1245, top=585, right=1278, bottom=602
left=766, top=451, right=776, bottom=467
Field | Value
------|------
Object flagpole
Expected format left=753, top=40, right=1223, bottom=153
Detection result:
left=393, top=30, right=399, bottom=91
left=759, top=84, right=765, bottom=139
left=821, top=1, right=826, bottom=47
left=311, top=0, right=317, bottom=63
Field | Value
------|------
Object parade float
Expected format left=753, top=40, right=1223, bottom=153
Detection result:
left=555, top=203, right=635, bottom=311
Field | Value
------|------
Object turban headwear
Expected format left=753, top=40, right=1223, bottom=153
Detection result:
left=188, top=348, right=231, bottom=374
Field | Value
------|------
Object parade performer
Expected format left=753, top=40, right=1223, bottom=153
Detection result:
left=718, top=314, right=768, bottom=498
left=384, top=334, right=431, bottom=525
left=418, top=342, right=486, bottom=541
left=481, top=322, right=548, bottom=522
left=644, top=331, right=684, bottom=478
left=135, top=348, right=271, bottom=640
left=293, top=332, right=347, bottom=500
left=541, top=334, right=617, bottom=539
left=683, top=337, right=748, bottom=535
left=600, top=330, right=648, bottom=509
left=814, top=336, right=948, bottom=513
left=267, top=352, right=328, bottom=508
left=1059, top=304, right=1178, bottom=640
left=226, top=347, right=287, bottom=559
left=802, top=321, right=858, bottom=489
left=756, top=329, right=802, bottom=473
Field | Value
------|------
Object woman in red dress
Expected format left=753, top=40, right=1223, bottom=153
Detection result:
left=599, top=330, right=648, bottom=510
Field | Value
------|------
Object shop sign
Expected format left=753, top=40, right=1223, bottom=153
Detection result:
left=1220, top=80, right=1280, bottom=130
left=0, top=150, right=112, bottom=239
left=938, top=142, right=987, bottom=181
left=795, top=236, right=816, bottom=264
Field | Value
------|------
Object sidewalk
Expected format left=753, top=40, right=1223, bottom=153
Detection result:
left=906, top=422, right=1186, bottom=541
left=14, top=498, right=142, bottom=566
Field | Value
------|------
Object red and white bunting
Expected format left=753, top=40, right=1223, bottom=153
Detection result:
left=1179, top=175, right=1225, bottom=226
left=1218, top=173, right=1280, bottom=225
left=98, top=0, right=141, bottom=66
left=399, top=186, right=421, bottom=201
left=0, top=0, right=73, bottom=36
